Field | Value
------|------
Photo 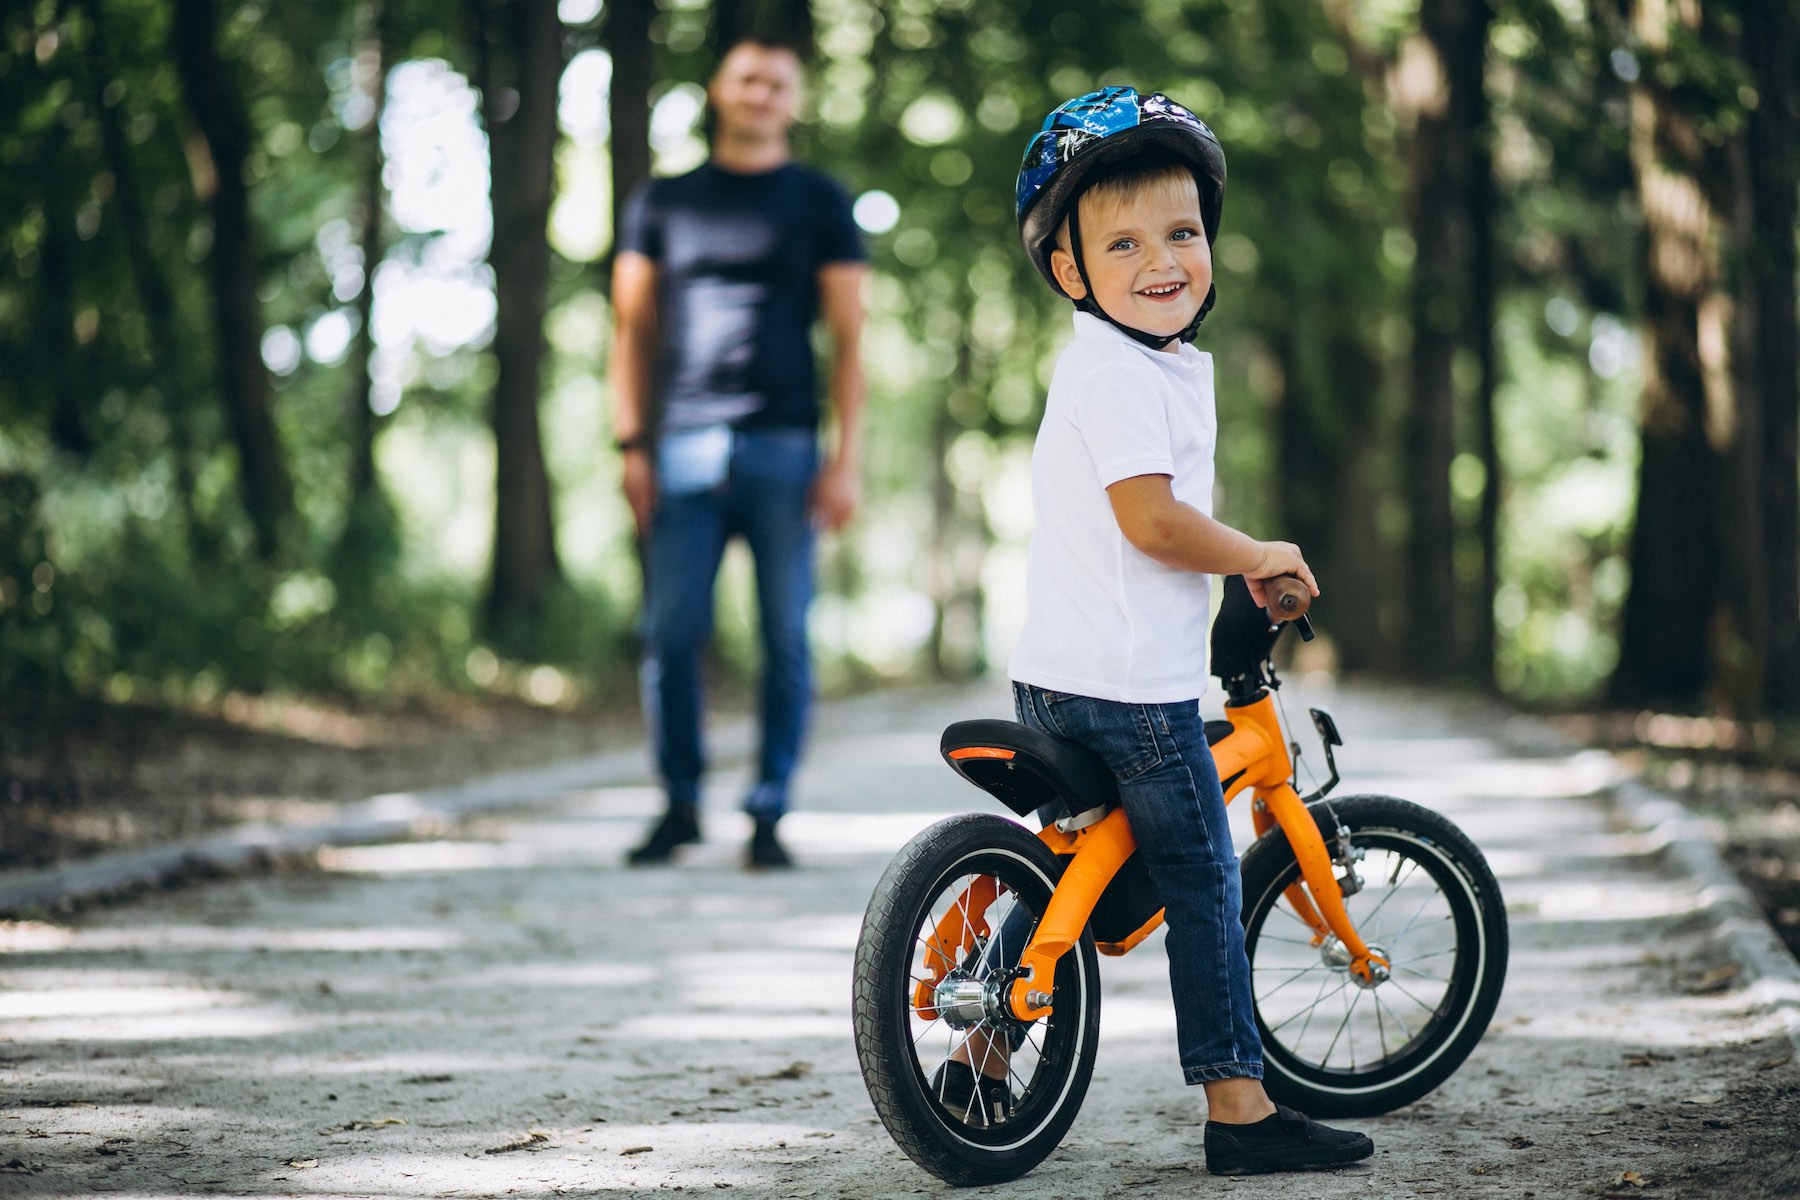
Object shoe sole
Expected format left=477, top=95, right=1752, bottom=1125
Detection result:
left=625, top=837, right=700, bottom=867
left=1207, top=1141, right=1374, bottom=1176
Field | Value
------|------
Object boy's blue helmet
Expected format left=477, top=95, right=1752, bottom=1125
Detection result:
left=1016, top=86, right=1227, bottom=345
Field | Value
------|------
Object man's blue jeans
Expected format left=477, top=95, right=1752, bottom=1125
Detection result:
left=641, top=427, right=818, bottom=821
left=1013, top=681, right=1265, bottom=1084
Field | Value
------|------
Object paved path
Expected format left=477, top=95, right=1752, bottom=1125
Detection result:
left=3, top=681, right=1798, bottom=1199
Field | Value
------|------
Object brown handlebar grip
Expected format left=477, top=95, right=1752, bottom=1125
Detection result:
left=1264, top=574, right=1311, bottom=621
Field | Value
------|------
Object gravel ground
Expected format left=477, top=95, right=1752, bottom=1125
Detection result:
left=2, top=680, right=1797, bottom=1199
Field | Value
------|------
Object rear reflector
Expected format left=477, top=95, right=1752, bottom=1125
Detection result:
left=947, top=746, right=1016, bottom=761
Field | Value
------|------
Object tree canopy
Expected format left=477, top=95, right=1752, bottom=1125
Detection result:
left=1, top=0, right=1794, bottom=724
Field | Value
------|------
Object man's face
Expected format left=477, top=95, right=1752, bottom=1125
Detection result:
left=708, top=43, right=801, bottom=141
left=1051, top=173, right=1212, bottom=344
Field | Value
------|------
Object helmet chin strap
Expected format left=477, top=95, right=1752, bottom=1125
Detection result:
left=1067, top=201, right=1213, bottom=348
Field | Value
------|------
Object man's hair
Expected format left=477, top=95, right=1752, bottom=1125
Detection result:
left=1054, top=156, right=1197, bottom=252
left=711, top=33, right=806, bottom=75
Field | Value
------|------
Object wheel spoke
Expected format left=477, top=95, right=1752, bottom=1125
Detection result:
left=1317, top=985, right=1365, bottom=1070
left=1372, top=987, right=1416, bottom=1045
left=1255, top=963, right=1334, bottom=1002
left=1256, top=933, right=1321, bottom=947
left=1271, top=970, right=1348, bottom=1039
left=1393, top=965, right=1453, bottom=985
left=1374, top=981, right=1390, bottom=1059
left=1383, top=975, right=1445, bottom=1018
left=1350, top=854, right=1413, bottom=929
left=1386, top=884, right=1443, bottom=946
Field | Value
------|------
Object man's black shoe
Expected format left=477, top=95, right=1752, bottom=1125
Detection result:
left=746, top=819, right=794, bottom=869
left=929, top=1060, right=1011, bottom=1126
left=1204, top=1105, right=1373, bottom=1175
left=625, top=807, right=700, bottom=866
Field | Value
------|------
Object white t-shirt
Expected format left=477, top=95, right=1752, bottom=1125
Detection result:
left=1008, top=312, right=1217, bottom=703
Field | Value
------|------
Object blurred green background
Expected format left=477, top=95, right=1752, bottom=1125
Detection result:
left=1, top=0, right=1795, bottom=727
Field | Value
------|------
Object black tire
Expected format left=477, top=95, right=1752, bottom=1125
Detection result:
left=1238, top=794, right=1508, bottom=1117
left=852, top=813, right=1101, bottom=1186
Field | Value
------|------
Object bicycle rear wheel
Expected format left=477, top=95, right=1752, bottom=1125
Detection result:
left=1239, top=794, right=1508, bottom=1117
left=852, top=813, right=1100, bottom=1186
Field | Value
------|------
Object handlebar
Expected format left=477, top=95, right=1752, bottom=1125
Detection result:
left=1261, top=574, right=1316, bottom=644
left=1263, top=575, right=1311, bottom=621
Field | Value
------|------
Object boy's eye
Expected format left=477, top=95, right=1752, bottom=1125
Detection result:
left=1171, top=228, right=1196, bottom=241
left=1109, top=238, right=1136, bottom=252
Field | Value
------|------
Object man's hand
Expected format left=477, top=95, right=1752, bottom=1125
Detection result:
left=1244, top=540, right=1318, bottom=609
left=621, top=449, right=657, bottom=538
left=810, top=457, right=859, bottom=531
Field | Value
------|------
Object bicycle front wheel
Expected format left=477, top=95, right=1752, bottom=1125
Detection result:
left=1239, top=794, right=1508, bottom=1117
left=852, top=813, right=1101, bottom=1186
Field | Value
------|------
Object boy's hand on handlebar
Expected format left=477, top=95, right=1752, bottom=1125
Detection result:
left=1245, top=542, right=1318, bottom=611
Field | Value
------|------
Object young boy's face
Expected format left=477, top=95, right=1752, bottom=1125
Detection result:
left=1050, top=172, right=1212, bottom=348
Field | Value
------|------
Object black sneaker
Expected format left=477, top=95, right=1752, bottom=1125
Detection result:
left=746, top=819, right=793, bottom=869
left=625, top=807, right=700, bottom=866
left=1204, top=1105, right=1373, bottom=1175
left=929, top=1060, right=1011, bottom=1126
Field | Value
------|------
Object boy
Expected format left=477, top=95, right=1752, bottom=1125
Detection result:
left=998, top=86, right=1373, bottom=1175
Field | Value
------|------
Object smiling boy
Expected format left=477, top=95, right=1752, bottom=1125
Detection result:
left=989, top=86, right=1374, bottom=1176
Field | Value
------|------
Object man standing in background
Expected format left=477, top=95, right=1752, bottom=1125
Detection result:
left=608, top=36, right=866, bottom=869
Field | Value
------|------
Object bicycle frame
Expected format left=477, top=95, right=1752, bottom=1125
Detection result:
left=915, top=688, right=1390, bottom=1026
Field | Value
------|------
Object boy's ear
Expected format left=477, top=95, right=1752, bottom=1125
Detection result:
left=1049, top=245, right=1088, bottom=301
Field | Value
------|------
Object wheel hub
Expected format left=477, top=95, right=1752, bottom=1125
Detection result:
left=1320, top=937, right=1391, bottom=990
left=933, top=973, right=989, bottom=1029
left=934, top=968, right=1030, bottom=1031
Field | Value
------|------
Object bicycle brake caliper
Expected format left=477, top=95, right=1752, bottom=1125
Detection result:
left=1333, top=822, right=1363, bottom=898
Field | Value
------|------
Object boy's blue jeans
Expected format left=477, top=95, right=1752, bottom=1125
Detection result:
left=641, top=428, right=818, bottom=820
left=1012, top=681, right=1265, bottom=1084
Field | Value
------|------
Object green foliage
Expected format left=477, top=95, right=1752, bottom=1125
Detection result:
left=0, top=0, right=1787, bottom=719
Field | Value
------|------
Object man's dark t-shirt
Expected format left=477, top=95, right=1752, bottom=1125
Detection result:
left=621, top=162, right=864, bottom=433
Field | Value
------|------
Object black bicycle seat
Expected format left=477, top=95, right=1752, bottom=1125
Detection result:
left=941, top=719, right=1117, bottom=822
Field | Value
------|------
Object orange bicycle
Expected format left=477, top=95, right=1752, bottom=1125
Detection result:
left=851, top=577, right=1509, bottom=1185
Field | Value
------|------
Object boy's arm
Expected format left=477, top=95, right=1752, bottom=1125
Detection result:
left=1107, top=474, right=1318, bottom=605
left=812, top=261, right=868, bottom=531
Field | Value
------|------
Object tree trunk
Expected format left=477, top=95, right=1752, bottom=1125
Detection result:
left=81, top=0, right=207, bottom=562
left=1609, top=0, right=1726, bottom=711
left=170, top=0, right=293, bottom=562
left=926, top=318, right=987, bottom=681
left=1687, top=0, right=1800, bottom=719
left=1465, top=12, right=1499, bottom=687
left=36, top=120, right=94, bottom=459
left=1398, top=0, right=1490, bottom=679
left=472, top=0, right=565, bottom=636
left=1737, top=0, right=1800, bottom=715
left=603, top=0, right=653, bottom=271
left=347, top=0, right=391, bottom=507
left=1270, top=315, right=1392, bottom=671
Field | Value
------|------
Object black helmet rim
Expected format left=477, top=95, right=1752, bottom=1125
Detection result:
left=1018, top=121, right=1226, bottom=296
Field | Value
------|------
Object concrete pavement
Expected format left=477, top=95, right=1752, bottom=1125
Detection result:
left=3, top=679, right=1798, bottom=1199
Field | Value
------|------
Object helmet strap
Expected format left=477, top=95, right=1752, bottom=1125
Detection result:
left=1067, top=200, right=1213, bottom=348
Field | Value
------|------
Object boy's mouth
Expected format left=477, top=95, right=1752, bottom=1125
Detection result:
left=1137, top=281, right=1186, bottom=301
